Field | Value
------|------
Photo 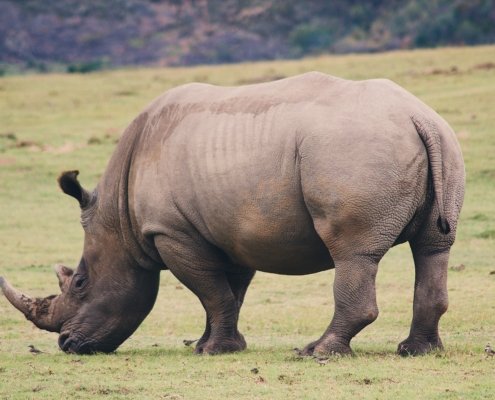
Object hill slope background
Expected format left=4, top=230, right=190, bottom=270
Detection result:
left=1, top=0, right=494, bottom=72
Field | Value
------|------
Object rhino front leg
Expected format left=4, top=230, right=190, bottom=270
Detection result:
left=195, top=315, right=211, bottom=351
left=398, top=245, right=449, bottom=356
left=227, top=268, right=256, bottom=319
left=301, top=256, right=379, bottom=356
left=189, top=271, right=247, bottom=355
left=195, top=268, right=254, bottom=351
left=155, top=236, right=247, bottom=355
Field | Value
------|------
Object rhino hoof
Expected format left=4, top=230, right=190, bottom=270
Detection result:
left=397, top=338, right=443, bottom=356
left=300, top=337, right=352, bottom=357
left=194, top=335, right=247, bottom=355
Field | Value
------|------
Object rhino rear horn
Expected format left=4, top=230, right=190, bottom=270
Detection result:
left=55, top=264, right=74, bottom=292
left=58, top=170, right=92, bottom=208
left=0, top=276, right=61, bottom=332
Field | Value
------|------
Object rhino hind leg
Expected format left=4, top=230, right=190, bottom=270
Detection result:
left=398, top=244, right=449, bottom=356
left=300, top=256, right=380, bottom=356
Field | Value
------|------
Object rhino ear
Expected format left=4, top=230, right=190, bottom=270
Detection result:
left=58, top=170, right=91, bottom=208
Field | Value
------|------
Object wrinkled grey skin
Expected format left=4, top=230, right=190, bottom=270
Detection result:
left=0, top=72, right=464, bottom=356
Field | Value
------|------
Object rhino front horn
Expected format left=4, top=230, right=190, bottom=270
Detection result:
left=0, top=276, right=60, bottom=332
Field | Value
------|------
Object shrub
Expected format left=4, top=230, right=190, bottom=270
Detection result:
left=66, top=59, right=106, bottom=73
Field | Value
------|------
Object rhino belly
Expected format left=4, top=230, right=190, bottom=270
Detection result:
left=223, top=208, right=333, bottom=275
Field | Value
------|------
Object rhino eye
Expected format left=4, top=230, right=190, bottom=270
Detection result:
left=73, top=275, right=87, bottom=290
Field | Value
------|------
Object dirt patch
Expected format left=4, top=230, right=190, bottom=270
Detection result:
left=87, top=136, right=102, bottom=145
left=87, top=133, right=119, bottom=145
left=473, top=62, right=495, bottom=71
left=476, top=229, right=495, bottom=239
left=16, top=140, right=43, bottom=151
left=114, top=90, right=138, bottom=97
left=1, top=132, right=86, bottom=154
left=44, top=143, right=82, bottom=154
left=477, top=169, right=495, bottom=180
left=456, top=130, right=470, bottom=139
left=0, top=132, right=17, bottom=141
left=15, top=140, right=83, bottom=154
left=0, top=157, right=16, bottom=166
left=0, top=132, right=18, bottom=152
left=426, top=66, right=460, bottom=75
left=406, top=66, right=462, bottom=78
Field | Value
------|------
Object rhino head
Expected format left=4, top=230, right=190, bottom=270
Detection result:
left=0, top=171, right=160, bottom=354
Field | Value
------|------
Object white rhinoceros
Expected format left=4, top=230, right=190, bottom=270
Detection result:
left=1, top=72, right=465, bottom=356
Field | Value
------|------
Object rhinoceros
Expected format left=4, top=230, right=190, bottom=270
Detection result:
left=0, top=72, right=464, bottom=356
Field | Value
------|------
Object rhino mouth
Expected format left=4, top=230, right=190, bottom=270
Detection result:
left=58, top=332, right=102, bottom=354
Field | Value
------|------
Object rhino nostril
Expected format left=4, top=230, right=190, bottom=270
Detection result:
left=58, top=333, right=72, bottom=352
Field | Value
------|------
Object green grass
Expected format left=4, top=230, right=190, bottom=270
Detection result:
left=1, top=45, right=494, bottom=399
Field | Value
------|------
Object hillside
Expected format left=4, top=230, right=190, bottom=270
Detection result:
left=0, top=0, right=494, bottom=72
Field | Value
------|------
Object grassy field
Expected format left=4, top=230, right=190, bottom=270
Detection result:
left=0, top=45, right=494, bottom=399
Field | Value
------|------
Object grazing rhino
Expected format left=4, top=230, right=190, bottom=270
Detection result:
left=0, top=72, right=464, bottom=356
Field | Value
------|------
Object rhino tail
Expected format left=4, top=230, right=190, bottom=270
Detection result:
left=411, top=115, right=451, bottom=235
